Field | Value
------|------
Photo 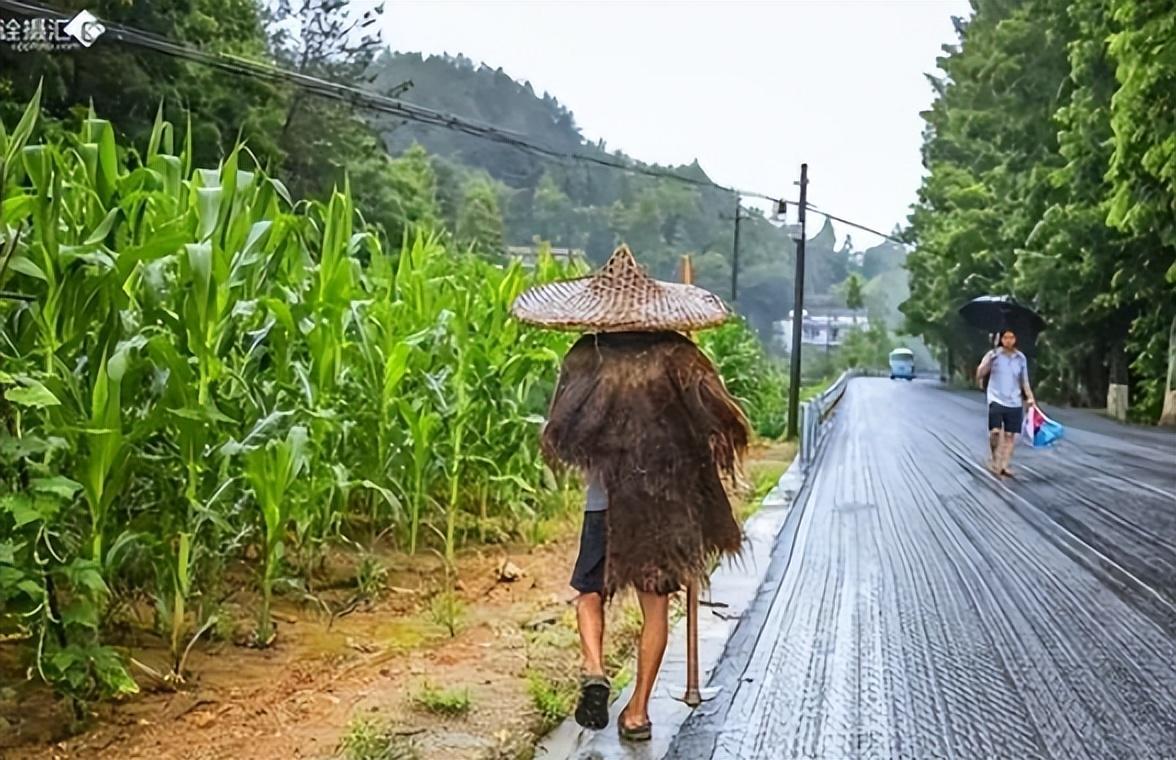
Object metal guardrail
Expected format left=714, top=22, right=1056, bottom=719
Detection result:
left=798, top=370, right=855, bottom=469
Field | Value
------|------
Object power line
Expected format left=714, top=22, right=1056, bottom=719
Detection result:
left=0, top=0, right=757, bottom=194
left=0, top=0, right=905, bottom=245
left=805, top=204, right=904, bottom=245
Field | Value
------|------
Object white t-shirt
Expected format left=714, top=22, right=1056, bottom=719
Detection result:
left=986, top=350, right=1028, bottom=408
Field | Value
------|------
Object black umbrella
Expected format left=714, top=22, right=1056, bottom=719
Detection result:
left=959, top=295, right=1046, bottom=336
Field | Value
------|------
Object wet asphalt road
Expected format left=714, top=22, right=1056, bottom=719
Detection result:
left=668, top=378, right=1176, bottom=760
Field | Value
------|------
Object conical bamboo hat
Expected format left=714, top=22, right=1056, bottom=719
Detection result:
left=511, top=245, right=730, bottom=332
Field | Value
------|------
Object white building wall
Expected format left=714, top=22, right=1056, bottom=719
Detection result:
left=773, top=311, right=869, bottom=352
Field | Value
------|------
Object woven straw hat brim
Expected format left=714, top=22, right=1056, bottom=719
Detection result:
left=511, top=243, right=731, bottom=332
left=511, top=276, right=730, bottom=332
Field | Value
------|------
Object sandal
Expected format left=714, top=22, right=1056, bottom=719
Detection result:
left=618, top=718, right=652, bottom=742
left=574, top=675, right=610, bottom=730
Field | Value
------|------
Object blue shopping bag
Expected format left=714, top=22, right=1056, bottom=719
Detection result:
left=1021, top=405, right=1064, bottom=448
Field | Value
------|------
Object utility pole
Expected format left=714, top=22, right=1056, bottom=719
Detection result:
left=786, top=163, right=809, bottom=440
left=720, top=196, right=748, bottom=303
left=731, top=194, right=742, bottom=303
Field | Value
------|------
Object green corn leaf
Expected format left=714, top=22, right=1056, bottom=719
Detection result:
left=61, top=599, right=100, bottom=631
left=195, top=187, right=222, bottom=242
left=4, top=378, right=60, bottom=408
left=63, top=559, right=108, bottom=595
left=21, top=145, right=51, bottom=194
left=30, top=476, right=83, bottom=500
left=1, top=192, right=34, bottom=223
left=6, top=255, right=47, bottom=281
left=3, top=80, right=41, bottom=167
left=0, top=493, right=51, bottom=527
left=84, top=207, right=121, bottom=246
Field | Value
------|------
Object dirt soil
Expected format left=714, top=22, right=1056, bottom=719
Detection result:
left=0, top=442, right=794, bottom=760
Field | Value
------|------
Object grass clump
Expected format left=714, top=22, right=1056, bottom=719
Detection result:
left=429, top=590, right=466, bottom=638
left=413, top=682, right=472, bottom=716
left=526, top=670, right=576, bottom=730
left=338, top=717, right=419, bottom=760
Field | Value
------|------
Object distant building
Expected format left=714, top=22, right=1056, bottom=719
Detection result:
left=505, top=241, right=587, bottom=269
left=774, top=308, right=868, bottom=353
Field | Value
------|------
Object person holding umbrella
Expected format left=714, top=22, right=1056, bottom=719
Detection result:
left=959, top=295, right=1046, bottom=362
left=511, top=244, right=749, bottom=742
left=977, top=327, right=1037, bottom=476
left=960, top=297, right=1045, bottom=476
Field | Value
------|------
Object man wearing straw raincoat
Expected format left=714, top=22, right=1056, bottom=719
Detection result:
left=511, top=244, right=749, bottom=742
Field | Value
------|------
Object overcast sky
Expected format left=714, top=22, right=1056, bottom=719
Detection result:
left=378, top=0, right=972, bottom=246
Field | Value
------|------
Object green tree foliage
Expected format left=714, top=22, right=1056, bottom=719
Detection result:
left=904, top=0, right=1176, bottom=420
left=351, top=143, right=444, bottom=249
left=530, top=172, right=577, bottom=245
left=804, top=219, right=848, bottom=295
left=838, top=323, right=894, bottom=373
left=845, top=273, right=865, bottom=315
left=457, top=177, right=506, bottom=257
left=861, top=238, right=907, bottom=280
left=264, top=0, right=388, bottom=201
left=1104, top=0, right=1176, bottom=413
left=369, top=52, right=586, bottom=189
left=0, top=0, right=283, bottom=167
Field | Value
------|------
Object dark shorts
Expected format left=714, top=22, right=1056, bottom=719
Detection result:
left=570, top=511, right=606, bottom=594
left=988, top=402, right=1023, bottom=433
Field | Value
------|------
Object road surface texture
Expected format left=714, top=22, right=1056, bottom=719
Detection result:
left=668, top=378, right=1176, bottom=760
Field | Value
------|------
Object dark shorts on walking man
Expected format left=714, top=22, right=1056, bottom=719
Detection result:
left=988, top=402, right=1023, bottom=434
left=571, top=510, right=606, bottom=594
left=571, top=475, right=608, bottom=594
left=983, top=343, right=1030, bottom=435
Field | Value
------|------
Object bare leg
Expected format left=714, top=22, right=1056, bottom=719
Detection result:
left=1000, top=431, right=1017, bottom=475
left=620, top=591, right=669, bottom=730
left=575, top=592, right=606, bottom=677
left=988, top=429, right=1002, bottom=473
left=573, top=590, right=611, bottom=730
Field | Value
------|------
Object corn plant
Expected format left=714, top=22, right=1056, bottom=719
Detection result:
left=0, top=377, right=139, bottom=708
left=239, top=423, right=309, bottom=646
left=441, top=289, right=472, bottom=567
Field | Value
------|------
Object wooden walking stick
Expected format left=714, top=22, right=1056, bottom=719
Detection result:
left=671, top=253, right=717, bottom=708
left=682, top=579, right=702, bottom=706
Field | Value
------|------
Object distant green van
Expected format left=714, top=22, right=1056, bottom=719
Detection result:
left=889, top=348, right=915, bottom=380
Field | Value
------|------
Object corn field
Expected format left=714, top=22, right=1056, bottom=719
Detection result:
left=0, top=91, right=787, bottom=705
